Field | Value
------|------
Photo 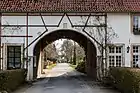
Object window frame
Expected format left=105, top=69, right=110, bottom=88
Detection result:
left=108, top=44, right=125, bottom=67
left=7, top=46, right=21, bottom=69
left=132, top=14, right=140, bottom=35
left=3, top=43, right=24, bottom=70
left=131, top=44, right=140, bottom=67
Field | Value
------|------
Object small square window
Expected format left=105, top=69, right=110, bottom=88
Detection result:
left=15, top=62, right=21, bottom=68
left=133, top=46, right=138, bottom=53
left=63, top=23, right=67, bottom=28
left=15, top=53, right=21, bottom=57
left=8, top=62, right=14, bottom=68
left=9, top=53, right=14, bottom=57
left=109, top=47, right=115, bottom=53
left=8, top=58, right=14, bottom=63
left=116, top=46, right=122, bottom=53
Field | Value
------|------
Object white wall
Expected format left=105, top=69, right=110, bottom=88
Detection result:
left=1, top=14, right=101, bottom=80
left=2, top=13, right=140, bottom=69
left=1, top=15, right=101, bottom=56
left=107, top=13, right=140, bottom=67
left=107, top=13, right=131, bottom=67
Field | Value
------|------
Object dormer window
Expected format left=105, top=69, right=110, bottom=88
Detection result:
left=133, top=16, right=140, bottom=35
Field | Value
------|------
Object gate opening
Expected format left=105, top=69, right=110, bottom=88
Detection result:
left=33, top=29, right=97, bottom=79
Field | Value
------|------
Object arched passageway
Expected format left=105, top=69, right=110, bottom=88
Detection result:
left=33, top=29, right=97, bottom=79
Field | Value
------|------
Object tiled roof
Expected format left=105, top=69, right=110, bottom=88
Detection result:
left=0, top=0, right=140, bottom=13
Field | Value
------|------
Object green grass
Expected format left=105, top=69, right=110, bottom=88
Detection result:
left=47, top=64, right=57, bottom=70
left=69, top=64, right=77, bottom=69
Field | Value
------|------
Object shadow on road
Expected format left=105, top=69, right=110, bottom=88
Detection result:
left=13, top=63, right=120, bottom=93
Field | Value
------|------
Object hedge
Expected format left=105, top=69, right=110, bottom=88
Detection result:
left=0, top=69, right=27, bottom=92
left=108, top=67, right=140, bottom=93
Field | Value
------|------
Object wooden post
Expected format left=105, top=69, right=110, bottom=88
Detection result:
left=26, top=13, right=29, bottom=69
left=104, top=14, right=108, bottom=77
left=0, top=13, right=1, bottom=70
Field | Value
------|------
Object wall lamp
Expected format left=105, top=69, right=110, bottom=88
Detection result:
left=127, top=46, right=130, bottom=53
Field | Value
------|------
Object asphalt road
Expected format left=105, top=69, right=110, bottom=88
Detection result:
left=14, top=63, right=119, bottom=93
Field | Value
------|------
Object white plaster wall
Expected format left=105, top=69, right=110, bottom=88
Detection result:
left=107, top=13, right=140, bottom=67
left=2, top=13, right=140, bottom=69
left=1, top=15, right=100, bottom=55
left=107, top=13, right=131, bottom=67
left=1, top=14, right=101, bottom=79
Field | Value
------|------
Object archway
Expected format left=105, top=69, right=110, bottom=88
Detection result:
left=33, top=29, right=97, bottom=79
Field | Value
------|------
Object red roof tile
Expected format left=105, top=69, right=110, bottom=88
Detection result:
left=0, top=0, right=140, bottom=13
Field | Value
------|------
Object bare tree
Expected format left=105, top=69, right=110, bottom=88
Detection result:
left=44, top=43, right=58, bottom=60
left=75, top=15, right=118, bottom=80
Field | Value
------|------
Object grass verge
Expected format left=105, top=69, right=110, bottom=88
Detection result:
left=69, top=64, right=77, bottom=69
left=47, top=64, right=57, bottom=70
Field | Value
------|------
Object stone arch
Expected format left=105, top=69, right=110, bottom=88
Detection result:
left=33, top=29, right=97, bottom=79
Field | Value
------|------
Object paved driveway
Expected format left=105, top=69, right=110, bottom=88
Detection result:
left=13, top=63, right=119, bottom=93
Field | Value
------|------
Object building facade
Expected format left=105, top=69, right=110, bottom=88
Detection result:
left=0, top=0, right=140, bottom=80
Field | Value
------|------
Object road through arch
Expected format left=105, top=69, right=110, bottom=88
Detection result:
left=33, top=29, right=97, bottom=80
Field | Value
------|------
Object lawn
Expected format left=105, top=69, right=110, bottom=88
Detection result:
left=47, top=64, right=57, bottom=70
left=69, top=64, right=77, bottom=69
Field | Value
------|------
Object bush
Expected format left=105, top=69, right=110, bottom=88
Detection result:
left=0, top=69, right=27, bottom=92
left=108, top=67, right=140, bottom=93
left=75, top=61, right=86, bottom=73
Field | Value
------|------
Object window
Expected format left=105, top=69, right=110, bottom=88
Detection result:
left=109, top=56, right=115, bottom=67
left=108, top=46, right=123, bottom=67
left=7, top=46, right=21, bottom=69
left=132, top=46, right=140, bottom=67
left=63, top=23, right=67, bottom=28
left=133, top=16, right=140, bottom=34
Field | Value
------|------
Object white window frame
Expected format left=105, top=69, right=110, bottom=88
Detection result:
left=132, top=14, right=140, bottom=35
left=131, top=44, right=140, bottom=67
left=107, top=44, right=125, bottom=67
left=2, top=43, right=24, bottom=70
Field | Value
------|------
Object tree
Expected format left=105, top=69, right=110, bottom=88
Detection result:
left=60, top=39, right=85, bottom=64
left=60, top=40, right=73, bottom=63
left=75, top=15, right=118, bottom=80
left=43, top=42, right=58, bottom=68
left=75, top=43, right=85, bottom=62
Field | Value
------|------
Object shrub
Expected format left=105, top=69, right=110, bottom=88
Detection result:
left=108, top=67, right=140, bottom=93
left=0, top=69, right=27, bottom=92
left=75, top=61, right=86, bottom=73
